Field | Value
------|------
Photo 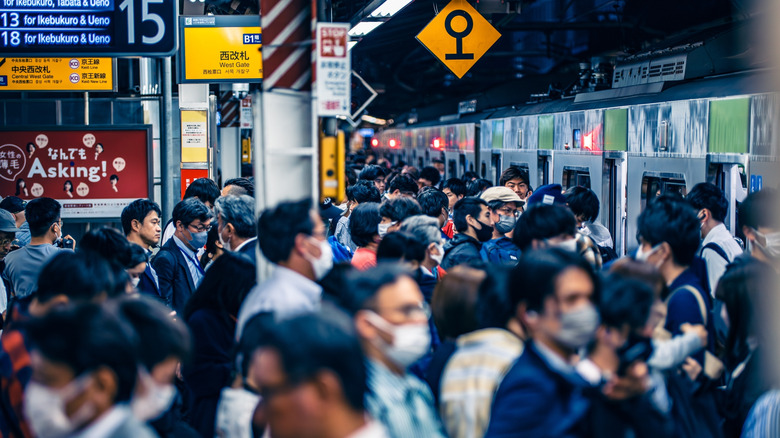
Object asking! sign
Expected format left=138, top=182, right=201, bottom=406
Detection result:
left=0, top=127, right=152, bottom=219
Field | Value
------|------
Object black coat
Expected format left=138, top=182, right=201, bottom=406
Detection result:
left=440, top=233, right=482, bottom=270
left=152, top=238, right=197, bottom=315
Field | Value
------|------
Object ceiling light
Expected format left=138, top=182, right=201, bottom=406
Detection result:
left=348, top=21, right=383, bottom=37
left=369, top=0, right=413, bottom=18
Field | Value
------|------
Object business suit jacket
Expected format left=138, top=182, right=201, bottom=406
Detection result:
left=236, top=238, right=257, bottom=266
left=137, top=262, right=161, bottom=299
left=485, top=341, right=590, bottom=438
left=152, top=238, right=197, bottom=315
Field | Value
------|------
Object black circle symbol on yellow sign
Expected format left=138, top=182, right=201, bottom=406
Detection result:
left=444, top=10, right=474, bottom=60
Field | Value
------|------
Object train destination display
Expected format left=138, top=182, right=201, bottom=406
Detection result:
left=0, top=0, right=177, bottom=56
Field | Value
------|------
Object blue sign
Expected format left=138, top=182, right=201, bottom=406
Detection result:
left=358, top=128, right=375, bottom=137
left=243, top=33, right=261, bottom=44
left=0, top=75, right=6, bottom=86
left=0, top=0, right=177, bottom=56
left=757, top=175, right=763, bottom=191
left=750, top=175, right=757, bottom=193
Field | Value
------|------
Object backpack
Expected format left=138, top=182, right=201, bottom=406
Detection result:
left=596, top=244, right=618, bottom=264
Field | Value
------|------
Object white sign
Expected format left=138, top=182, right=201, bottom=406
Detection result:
left=240, top=96, right=253, bottom=129
left=316, top=23, right=351, bottom=117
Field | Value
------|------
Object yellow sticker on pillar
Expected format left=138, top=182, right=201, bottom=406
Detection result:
left=416, top=0, right=501, bottom=79
left=181, top=110, right=208, bottom=163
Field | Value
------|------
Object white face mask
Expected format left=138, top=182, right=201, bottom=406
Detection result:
left=364, top=311, right=431, bottom=368
left=552, top=303, right=600, bottom=350
left=24, top=375, right=95, bottom=438
left=752, top=228, right=780, bottom=259
left=131, top=371, right=176, bottom=422
left=430, top=243, right=444, bottom=265
left=130, top=276, right=141, bottom=288
left=304, top=238, right=333, bottom=280
left=635, top=243, right=661, bottom=264
left=377, top=222, right=397, bottom=238
left=218, top=225, right=231, bottom=252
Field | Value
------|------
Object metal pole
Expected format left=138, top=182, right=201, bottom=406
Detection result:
left=161, top=57, right=176, bottom=224
left=84, top=92, right=89, bottom=124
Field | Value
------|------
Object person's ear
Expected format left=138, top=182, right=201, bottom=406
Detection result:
left=87, top=367, right=118, bottom=414
left=313, top=370, right=340, bottom=403
left=225, top=223, right=235, bottom=236
left=465, top=214, right=477, bottom=228
left=131, top=218, right=142, bottom=233
left=293, top=233, right=310, bottom=257
left=354, top=311, right=378, bottom=340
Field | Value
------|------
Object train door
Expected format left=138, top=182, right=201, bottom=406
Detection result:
left=707, top=158, right=748, bottom=236
left=537, top=150, right=552, bottom=187
left=491, top=151, right=502, bottom=185
left=603, top=152, right=627, bottom=255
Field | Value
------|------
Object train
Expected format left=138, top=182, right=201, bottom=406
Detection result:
left=370, top=62, right=778, bottom=257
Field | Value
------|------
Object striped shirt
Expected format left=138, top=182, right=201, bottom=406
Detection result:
left=742, top=389, right=780, bottom=438
left=439, top=329, right=524, bottom=438
left=365, top=359, right=446, bottom=438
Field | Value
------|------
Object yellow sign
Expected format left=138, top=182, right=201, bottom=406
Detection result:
left=182, top=25, right=263, bottom=82
left=181, top=110, right=209, bottom=163
left=0, top=57, right=114, bottom=91
left=416, top=0, right=501, bottom=79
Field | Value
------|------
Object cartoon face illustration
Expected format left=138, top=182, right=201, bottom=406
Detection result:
left=76, top=182, right=89, bottom=197
left=30, top=183, right=44, bottom=197
left=112, top=157, right=126, bottom=172
left=35, top=134, right=48, bottom=148
left=83, top=133, right=95, bottom=148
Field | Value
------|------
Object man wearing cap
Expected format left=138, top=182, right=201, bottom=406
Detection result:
left=480, top=187, right=523, bottom=264
left=0, top=210, right=18, bottom=313
left=0, top=197, right=29, bottom=247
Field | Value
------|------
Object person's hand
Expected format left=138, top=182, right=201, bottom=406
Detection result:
left=682, top=357, right=702, bottom=381
left=681, top=323, right=707, bottom=347
left=603, top=362, right=649, bottom=400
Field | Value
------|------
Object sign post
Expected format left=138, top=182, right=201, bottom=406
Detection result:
left=315, top=22, right=350, bottom=117
left=416, top=0, right=500, bottom=79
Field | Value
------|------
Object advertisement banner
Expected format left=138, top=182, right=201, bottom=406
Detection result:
left=0, top=126, right=152, bottom=219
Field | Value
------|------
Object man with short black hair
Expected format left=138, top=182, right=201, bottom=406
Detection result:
left=221, top=177, right=255, bottom=198
left=251, top=311, right=388, bottom=438
left=3, top=197, right=73, bottom=299
left=442, top=178, right=467, bottom=211
left=418, top=166, right=442, bottom=190
left=417, top=187, right=451, bottom=240
left=440, top=197, right=494, bottom=270
left=121, top=199, right=163, bottom=298
left=386, top=174, right=418, bottom=199
left=335, top=181, right=382, bottom=252
left=215, top=195, right=258, bottom=264
left=359, top=164, right=386, bottom=194
left=0, top=197, right=29, bottom=247
left=162, top=178, right=220, bottom=244
left=565, top=186, right=614, bottom=249
left=236, top=199, right=332, bottom=339
left=343, top=265, right=446, bottom=438
left=152, top=197, right=213, bottom=314
left=738, top=189, right=780, bottom=267
left=378, top=197, right=421, bottom=238
left=499, top=166, right=533, bottom=201
left=24, top=303, right=156, bottom=438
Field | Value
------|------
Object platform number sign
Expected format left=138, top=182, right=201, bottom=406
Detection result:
left=416, top=0, right=500, bottom=78
left=0, top=0, right=177, bottom=57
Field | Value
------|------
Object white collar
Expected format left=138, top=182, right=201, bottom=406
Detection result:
left=73, top=405, right=131, bottom=438
left=234, top=236, right=257, bottom=252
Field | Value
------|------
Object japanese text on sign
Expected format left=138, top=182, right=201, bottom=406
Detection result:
left=316, top=23, right=350, bottom=117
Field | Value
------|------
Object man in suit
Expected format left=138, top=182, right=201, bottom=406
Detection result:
left=121, top=199, right=163, bottom=299
left=23, top=303, right=157, bottom=438
left=152, top=198, right=213, bottom=315
left=214, top=194, right=257, bottom=265
left=485, top=249, right=600, bottom=438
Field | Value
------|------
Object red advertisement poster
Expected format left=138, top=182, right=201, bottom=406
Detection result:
left=0, top=126, right=152, bottom=219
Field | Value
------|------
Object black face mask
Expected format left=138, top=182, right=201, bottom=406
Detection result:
left=473, top=219, right=494, bottom=242
left=616, top=333, right=654, bottom=376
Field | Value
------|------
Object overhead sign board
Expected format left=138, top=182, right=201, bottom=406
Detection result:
left=416, top=0, right=501, bottom=79
left=0, top=126, right=152, bottom=218
left=0, top=57, right=114, bottom=91
left=0, top=0, right=177, bottom=56
left=316, top=22, right=350, bottom=117
left=179, top=16, right=262, bottom=83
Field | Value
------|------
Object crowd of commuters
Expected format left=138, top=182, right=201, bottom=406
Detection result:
left=0, top=153, right=778, bottom=438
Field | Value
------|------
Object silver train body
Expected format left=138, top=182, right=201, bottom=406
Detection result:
left=372, top=71, right=779, bottom=256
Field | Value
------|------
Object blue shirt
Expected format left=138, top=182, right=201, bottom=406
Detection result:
left=480, top=237, right=521, bottom=265
left=366, top=359, right=446, bottom=438
left=173, top=235, right=204, bottom=288
left=665, top=268, right=715, bottom=365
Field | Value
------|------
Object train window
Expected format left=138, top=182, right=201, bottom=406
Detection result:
left=517, top=129, right=523, bottom=149
left=538, top=157, right=550, bottom=186
left=491, top=153, right=501, bottom=185
left=481, top=162, right=487, bottom=178
left=573, top=129, right=582, bottom=149
left=640, top=173, right=686, bottom=210
left=448, top=160, right=457, bottom=179
left=562, top=167, right=591, bottom=190
left=418, top=157, right=424, bottom=168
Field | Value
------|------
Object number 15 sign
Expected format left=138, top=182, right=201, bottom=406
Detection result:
left=0, top=0, right=177, bottom=57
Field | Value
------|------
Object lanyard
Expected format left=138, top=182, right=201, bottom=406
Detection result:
left=177, top=245, right=206, bottom=277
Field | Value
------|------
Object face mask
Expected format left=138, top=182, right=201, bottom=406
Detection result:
left=131, top=277, right=141, bottom=288
left=430, top=243, right=444, bottom=265
left=304, top=238, right=333, bottom=280
left=218, top=226, right=231, bottom=252
left=364, top=311, right=431, bottom=368
left=552, top=303, right=600, bottom=350
left=495, top=214, right=517, bottom=235
left=132, top=371, right=176, bottom=422
left=188, top=230, right=208, bottom=249
left=635, top=243, right=661, bottom=263
left=24, top=375, right=95, bottom=438
left=752, top=229, right=780, bottom=259
left=377, top=222, right=396, bottom=238
left=473, top=219, right=494, bottom=242
left=553, top=237, right=578, bottom=253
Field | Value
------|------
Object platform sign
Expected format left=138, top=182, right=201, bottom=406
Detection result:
left=0, top=126, right=152, bottom=218
left=179, top=16, right=262, bottom=83
left=316, top=22, right=350, bottom=117
left=0, top=0, right=177, bottom=56
left=181, top=110, right=208, bottom=163
left=0, top=57, right=114, bottom=91
left=416, top=0, right=501, bottom=79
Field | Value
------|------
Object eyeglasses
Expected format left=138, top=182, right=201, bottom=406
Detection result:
left=374, top=301, right=431, bottom=319
left=497, top=207, right=520, bottom=217
left=188, top=223, right=212, bottom=233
